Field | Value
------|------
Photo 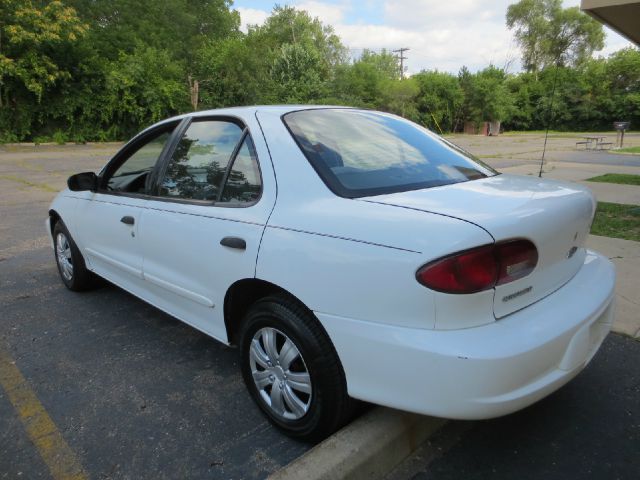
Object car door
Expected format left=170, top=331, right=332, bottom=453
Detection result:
left=139, top=115, right=277, bottom=342
left=74, top=121, right=180, bottom=288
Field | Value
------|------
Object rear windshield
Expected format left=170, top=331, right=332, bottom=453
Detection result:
left=283, top=109, right=498, bottom=198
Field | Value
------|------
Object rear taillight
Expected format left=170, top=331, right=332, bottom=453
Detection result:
left=416, top=240, right=538, bottom=294
left=495, top=240, right=539, bottom=285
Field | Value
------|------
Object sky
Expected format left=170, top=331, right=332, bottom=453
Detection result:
left=231, top=0, right=636, bottom=74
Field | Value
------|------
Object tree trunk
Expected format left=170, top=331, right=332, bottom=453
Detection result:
left=188, top=75, right=199, bottom=111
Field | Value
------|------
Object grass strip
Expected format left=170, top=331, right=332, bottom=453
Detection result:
left=587, top=173, right=640, bottom=186
left=591, top=202, right=640, bottom=242
left=613, top=146, right=640, bottom=154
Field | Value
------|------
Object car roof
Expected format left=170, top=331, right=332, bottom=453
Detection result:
left=195, top=105, right=352, bottom=116
left=140, top=105, right=358, bottom=137
left=158, top=105, right=356, bottom=124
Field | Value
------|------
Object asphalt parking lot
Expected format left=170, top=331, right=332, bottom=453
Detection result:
left=1, top=135, right=639, bottom=479
left=1, top=247, right=308, bottom=479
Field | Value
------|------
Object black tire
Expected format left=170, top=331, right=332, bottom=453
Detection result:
left=239, top=294, right=354, bottom=442
left=52, top=219, right=96, bottom=291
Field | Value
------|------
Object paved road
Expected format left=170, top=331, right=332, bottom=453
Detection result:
left=387, top=333, right=640, bottom=480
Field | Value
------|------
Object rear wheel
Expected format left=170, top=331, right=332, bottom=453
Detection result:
left=239, top=295, right=354, bottom=442
left=53, top=220, right=96, bottom=291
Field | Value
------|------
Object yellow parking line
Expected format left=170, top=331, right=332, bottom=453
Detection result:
left=0, top=345, right=88, bottom=480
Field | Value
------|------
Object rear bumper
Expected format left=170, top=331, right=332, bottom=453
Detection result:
left=316, top=250, right=615, bottom=419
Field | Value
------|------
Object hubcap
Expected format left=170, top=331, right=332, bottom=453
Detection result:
left=55, top=232, right=73, bottom=281
left=249, top=327, right=312, bottom=420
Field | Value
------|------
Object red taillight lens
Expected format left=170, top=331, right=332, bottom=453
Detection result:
left=495, top=240, right=538, bottom=285
left=416, top=240, right=538, bottom=294
left=416, top=245, right=497, bottom=294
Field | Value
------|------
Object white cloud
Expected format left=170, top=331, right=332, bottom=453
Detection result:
left=339, top=1, right=519, bottom=73
left=236, top=1, right=348, bottom=30
left=236, top=7, right=269, bottom=33
left=384, top=0, right=496, bottom=28
left=234, top=0, right=636, bottom=73
left=295, top=1, right=348, bottom=24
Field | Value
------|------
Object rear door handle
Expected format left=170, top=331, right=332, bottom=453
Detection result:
left=220, top=237, right=246, bottom=250
left=120, top=215, right=135, bottom=225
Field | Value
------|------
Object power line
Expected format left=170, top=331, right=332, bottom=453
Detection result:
left=393, top=47, right=410, bottom=79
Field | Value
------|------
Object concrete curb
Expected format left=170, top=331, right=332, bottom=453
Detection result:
left=268, top=408, right=446, bottom=480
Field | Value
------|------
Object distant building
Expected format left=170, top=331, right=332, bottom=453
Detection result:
left=581, top=0, right=640, bottom=46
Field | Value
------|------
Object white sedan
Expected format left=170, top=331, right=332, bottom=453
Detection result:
left=47, top=106, right=615, bottom=441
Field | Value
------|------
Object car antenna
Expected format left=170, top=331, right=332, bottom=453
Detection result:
left=539, top=61, right=561, bottom=178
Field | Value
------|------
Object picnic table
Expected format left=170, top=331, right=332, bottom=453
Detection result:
left=576, top=136, right=613, bottom=150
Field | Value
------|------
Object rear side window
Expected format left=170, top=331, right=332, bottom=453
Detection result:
left=283, top=109, right=497, bottom=198
left=219, top=136, right=262, bottom=205
left=159, top=120, right=244, bottom=201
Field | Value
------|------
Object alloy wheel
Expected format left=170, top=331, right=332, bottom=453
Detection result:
left=56, top=232, right=73, bottom=281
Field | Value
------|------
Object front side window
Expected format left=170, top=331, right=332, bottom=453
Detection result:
left=159, top=120, right=244, bottom=201
left=106, top=129, right=173, bottom=194
left=284, top=109, right=498, bottom=198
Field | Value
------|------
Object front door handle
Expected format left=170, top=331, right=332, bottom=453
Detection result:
left=220, top=237, right=246, bottom=250
left=120, top=215, right=135, bottom=225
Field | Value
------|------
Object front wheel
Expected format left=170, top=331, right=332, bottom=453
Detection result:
left=239, top=295, right=354, bottom=442
left=53, top=220, right=96, bottom=291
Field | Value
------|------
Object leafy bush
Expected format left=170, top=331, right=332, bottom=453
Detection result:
left=52, top=130, right=67, bottom=145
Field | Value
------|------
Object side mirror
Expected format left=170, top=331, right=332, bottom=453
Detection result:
left=67, top=172, right=98, bottom=192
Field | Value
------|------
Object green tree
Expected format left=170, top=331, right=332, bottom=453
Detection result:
left=463, top=66, right=514, bottom=126
left=572, top=58, right=612, bottom=129
left=504, top=73, right=537, bottom=130
left=380, top=78, right=420, bottom=120
left=68, top=0, right=239, bottom=60
left=331, top=49, right=398, bottom=107
left=0, top=0, right=88, bottom=140
left=69, top=0, right=240, bottom=109
left=506, top=0, right=605, bottom=77
left=196, top=36, right=266, bottom=108
left=104, top=46, right=190, bottom=138
left=198, top=6, right=348, bottom=107
left=357, top=49, right=399, bottom=80
left=0, top=0, right=86, bottom=104
left=413, top=71, right=464, bottom=133
left=249, top=5, right=347, bottom=104
left=270, top=43, right=327, bottom=103
left=248, top=5, right=347, bottom=72
left=606, top=48, right=640, bottom=126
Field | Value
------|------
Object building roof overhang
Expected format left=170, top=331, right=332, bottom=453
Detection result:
left=581, top=0, right=640, bottom=46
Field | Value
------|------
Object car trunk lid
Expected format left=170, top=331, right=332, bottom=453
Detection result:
left=360, top=174, right=596, bottom=318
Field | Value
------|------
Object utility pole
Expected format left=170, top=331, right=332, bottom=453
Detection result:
left=393, top=48, right=409, bottom=79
